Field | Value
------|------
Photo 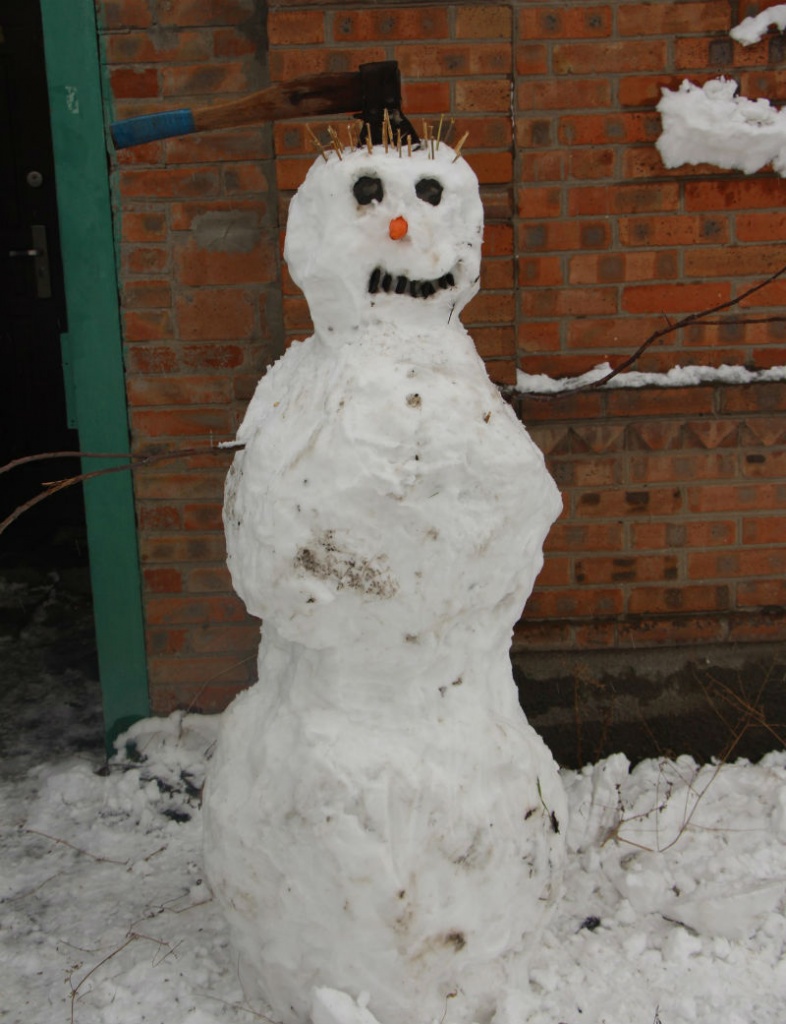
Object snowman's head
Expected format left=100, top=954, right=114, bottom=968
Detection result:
left=283, top=142, right=484, bottom=338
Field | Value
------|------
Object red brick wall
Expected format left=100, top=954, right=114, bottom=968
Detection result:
left=97, top=0, right=786, bottom=713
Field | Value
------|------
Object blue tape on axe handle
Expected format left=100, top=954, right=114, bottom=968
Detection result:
left=110, top=109, right=196, bottom=149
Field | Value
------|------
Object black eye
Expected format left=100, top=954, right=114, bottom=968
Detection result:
left=353, top=176, right=383, bottom=205
left=416, top=178, right=443, bottom=206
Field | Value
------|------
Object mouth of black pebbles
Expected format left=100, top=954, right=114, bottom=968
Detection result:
left=368, top=267, right=456, bottom=299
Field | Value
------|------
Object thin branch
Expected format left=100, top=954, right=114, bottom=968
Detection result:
left=0, top=441, right=244, bottom=537
left=588, top=262, right=786, bottom=388
left=24, top=827, right=128, bottom=865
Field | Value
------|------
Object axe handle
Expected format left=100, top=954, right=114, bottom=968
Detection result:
left=111, top=70, right=363, bottom=150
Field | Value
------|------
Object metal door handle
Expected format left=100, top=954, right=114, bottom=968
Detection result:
left=5, top=227, right=51, bottom=298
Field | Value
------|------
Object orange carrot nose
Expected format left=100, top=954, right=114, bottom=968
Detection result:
left=389, top=216, right=408, bottom=240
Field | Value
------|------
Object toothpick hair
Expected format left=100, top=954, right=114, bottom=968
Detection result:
left=304, top=116, right=469, bottom=162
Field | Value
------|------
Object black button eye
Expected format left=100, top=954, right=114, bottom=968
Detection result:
left=416, top=178, right=443, bottom=206
left=353, top=176, right=383, bottom=205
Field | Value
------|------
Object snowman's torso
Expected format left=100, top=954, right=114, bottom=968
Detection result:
left=203, top=142, right=566, bottom=1024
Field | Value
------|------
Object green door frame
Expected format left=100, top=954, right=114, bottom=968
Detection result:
left=39, top=0, right=149, bottom=750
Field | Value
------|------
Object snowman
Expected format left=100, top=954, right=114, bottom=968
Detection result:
left=202, top=131, right=566, bottom=1024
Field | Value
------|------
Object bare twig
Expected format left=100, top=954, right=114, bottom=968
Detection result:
left=587, top=262, right=786, bottom=389
left=24, top=827, right=127, bottom=865
left=0, top=441, right=243, bottom=537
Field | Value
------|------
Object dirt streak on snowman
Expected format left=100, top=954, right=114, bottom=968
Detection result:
left=204, top=136, right=567, bottom=1024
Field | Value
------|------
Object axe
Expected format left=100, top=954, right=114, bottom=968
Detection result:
left=110, top=60, right=419, bottom=150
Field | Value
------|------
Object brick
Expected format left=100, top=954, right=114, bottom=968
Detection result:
left=466, top=152, right=514, bottom=186
left=224, top=163, right=272, bottom=194
left=619, top=215, right=728, bottom=248
left=575, top=487, right=683, bottom=517
left=684, top=245, right=786, bottom=279
left=131, top=407, right=235, bottom=438
left=186, top=567, right=233, bottom=593
left=138, top=504, right=182, bottom=531
left=125, top=246, right=170, bottom=275
left=575, top=554, right=679, bottom=586
left=519, top=6, right=612, bottom=39
left=148, top=655, right=252, bottom=686
left=741, top=450, right=786, bottom=478
left=618, top=2, right=730, bottom=35
left=399, top=42, right=512, bottom=77
left=685, top=178, right=785, bottom=212
left=464, top=292, right=515, bottom=326
left=145, top=594, right=248, bottom=626
left=143, top=567, right=184, bottom=594
left=162, top=61, right=260, bottom=98
left=719, top=383, right=786, bottom=414
left=127, top=376, right=233, bottom=406
left=515, top=44, right=549, bottom=76
left=176, top=289, right=256, bottom=340
left=687, top=482, right=786, bottom=514
left=99, top=0, right=152, bottom=30
left=190, top=622, right=260, bottom=652
left=520, top=220, right=610, bottom=252
left=151, top=683, right=249, bottom=715
left=123, top=280, right=171, bottom=309
left=559, top=112, right=659, bottom=147
left=742, top=515, right=786, bottom=546
left=545, top=521, right=624, bottom=553
left=526, top=587, right=624, bottom=619
left=737, top=580, right=786, bottom=608
left=156, top=0, right=256, bottom=27
left=456, top=5, right=512, bottom=38
left=521, top=286, right=617, bottom=318
left=518, top=79, right=611, bottom=111
left=213, top=26, right=258, bottom=57
left=736, top=211, right=786, bottom=242
left=568, top=148, right=615, bottom=180
left=553, top=40, right=666, bottom=75
left=727, top=612, right=786, bottom=643
left=480, top=260, right=515, bottom=290
left=569, top=183, right=680, bottom=216
left=268, top=10, right=324, bottom=45
left=627, top=582, right=722, bottom=616
left=110, top=67, right=159, bottom=100
left=123, top=309, right=174, bottom=341
left=120, top=167, right=220, bottom=200
left=125, top=343, right=179, bottom=374
left=622, top=282, right=731, bottom=314
left=569, top=251, right=678, bottom=286
left=402, top=80, right=452, bottom=115
left=617, top=617, right=727, bottom=647
left=166, top=130, right=270, bottom=164
left=269, top=47, right=387, bottom=83
left=518, top=256, right=563, bottom=287
left=181, top=344, right=247, bottom=370
left=147, top=628, right=189, bottom=656
left=628, top=451, right=736, bottom=484
left=121, top=211, right=168, bottom=243
left=184, top=503, right=224, bottom=531
left=631, top=520, right=736, bottom=550
left=567, top=316, right=663, bottom=351
left=134, top=470, right=225, bottom=501
left=607, top=388, right=714, bottom=418
left=334, top=8, right=449, bottom=42
left=689, top=549, right=786, bottom=580
left=105, top=30, right=211, bottom=64
left=175, top=239, right=276, bottom=287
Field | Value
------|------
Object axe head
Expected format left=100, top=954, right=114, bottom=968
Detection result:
left=357, top=61, right=420, bottom=146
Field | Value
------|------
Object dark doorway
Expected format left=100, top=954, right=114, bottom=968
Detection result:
left=0, top=0, right=88, bottom=577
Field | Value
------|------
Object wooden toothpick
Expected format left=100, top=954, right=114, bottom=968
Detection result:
left=452, top=130, right=469, bottom=162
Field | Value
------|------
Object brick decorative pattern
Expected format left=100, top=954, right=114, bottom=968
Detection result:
left=96, top=0, right=786, bottom=713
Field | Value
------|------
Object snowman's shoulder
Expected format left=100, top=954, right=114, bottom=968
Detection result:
left=236, top=336, right=315, bottom=440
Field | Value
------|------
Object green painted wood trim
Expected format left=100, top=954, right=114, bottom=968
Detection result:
left=39, top=0, right=149, bottom=751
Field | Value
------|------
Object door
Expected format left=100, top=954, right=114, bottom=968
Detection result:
left=0, top=0, right=84, bottom=559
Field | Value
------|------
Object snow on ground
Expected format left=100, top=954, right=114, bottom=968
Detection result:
left=2, top=578, right=786, bottom=1023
